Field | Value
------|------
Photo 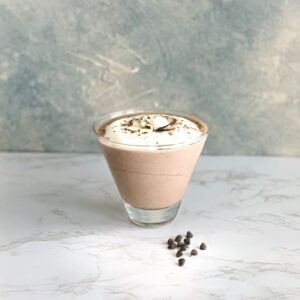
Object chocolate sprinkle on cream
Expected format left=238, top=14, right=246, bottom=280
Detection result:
left=103, top=113, right=204, bottom=146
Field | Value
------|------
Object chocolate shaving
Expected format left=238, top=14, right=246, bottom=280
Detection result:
left=155, top=127, right=174, bottom=132
left=169, top=118, right=176, bottom=126
left=154, top=117, right=177, bottom=132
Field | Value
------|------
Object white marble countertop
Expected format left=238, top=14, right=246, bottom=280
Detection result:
left=0, top=153, right=299, bottom=300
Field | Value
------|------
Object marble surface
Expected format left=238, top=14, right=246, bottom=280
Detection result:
left=0, top=153, right=299, bottom=300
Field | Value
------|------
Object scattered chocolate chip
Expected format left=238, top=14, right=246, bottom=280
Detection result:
left=167, top=238, right=174, bottom=246
left=176, top=250, right=183, bottom=257
left=178, top=258, right=185, bottom=267
left=168, top=242, right=176, bottom=249
left=191, top=249, right=198, bottom=256
left=176, top=241, right=185, bottom=247
left=180, top=245, right=188, bottom=251
left=175, top=235, right=182, bottom=243
left=166, top=233, right=205, bottom=265
left=184, top=238, right=190, bottom=245
left=186, top=231, right=193, bottom=238
left=200, top=242, right=207, bottom=250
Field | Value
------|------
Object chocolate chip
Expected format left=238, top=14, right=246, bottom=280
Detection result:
left=178, top=258, right=185, bottom=267
left=200, top=242, right=207, bottom=250
left=191, top=249, right=198, bottom=256
left=168, top=242, right=176, bottom=249
left=176, top=250, right=183, bottom=257
left=180, top=245, right=188, bottom=251
left=186, top=231, right=193, bottom=238
left=167, top=238, right=174, bottom=246
left=176, top=241, right=184, bottom=247
left=184, top=238, right=190, bottom=245
left=175, top=235, right=182, bottom=243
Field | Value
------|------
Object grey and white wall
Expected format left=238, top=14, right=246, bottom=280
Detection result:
left=0, top=0, right=299, bottom=155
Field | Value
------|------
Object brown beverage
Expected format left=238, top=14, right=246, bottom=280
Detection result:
left=94, top=111, right=208, bottom=226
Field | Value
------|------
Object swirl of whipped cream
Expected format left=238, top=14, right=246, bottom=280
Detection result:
left=103, top=113, right=204, bottom=147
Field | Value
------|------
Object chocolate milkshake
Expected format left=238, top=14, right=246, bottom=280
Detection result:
left=94, top=111, right=208, bottom=226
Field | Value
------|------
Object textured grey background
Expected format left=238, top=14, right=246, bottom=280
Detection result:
left=0, top=0, right=299, bottom=155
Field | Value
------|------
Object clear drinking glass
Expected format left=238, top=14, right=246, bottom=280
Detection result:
left=94, top=109, right=208, bottom=227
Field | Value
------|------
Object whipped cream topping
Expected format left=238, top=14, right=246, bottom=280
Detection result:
left=102, top=113, right=205, bottom=147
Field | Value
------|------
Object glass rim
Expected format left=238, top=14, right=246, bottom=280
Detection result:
left=93, top=109, right=209, bottom=149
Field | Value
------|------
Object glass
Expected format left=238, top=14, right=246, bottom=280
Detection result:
left=93, top=109, right=208, bottom=227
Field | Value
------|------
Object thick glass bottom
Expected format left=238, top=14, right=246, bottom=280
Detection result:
left=124, top=201, right=181, bottom=227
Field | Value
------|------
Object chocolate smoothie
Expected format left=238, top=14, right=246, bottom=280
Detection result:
left=94, top=111, right=208, bottom=226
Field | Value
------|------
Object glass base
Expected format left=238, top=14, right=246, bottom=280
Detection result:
left=124, top=201, right=181, bottom=227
